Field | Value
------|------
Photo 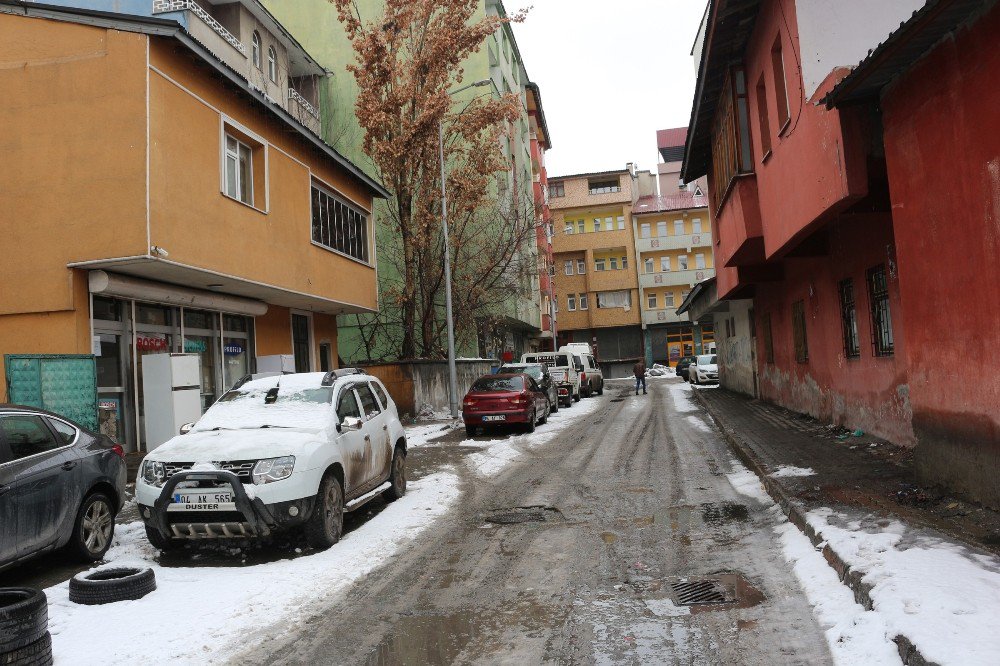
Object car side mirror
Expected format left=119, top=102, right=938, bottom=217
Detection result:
left=179, top=422, right=194, bottom=435
left=339, top=416, right=363, bottom=432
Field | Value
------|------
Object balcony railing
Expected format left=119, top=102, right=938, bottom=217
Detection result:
left=288, top=89, right=320, bottom=120
left=153, top=0, right=247, bottom=56
left=635, top=233, right=712, bottom=254
left=639, top=268, right=715, bottom=289
left=642, top=308, right=685, bottom=325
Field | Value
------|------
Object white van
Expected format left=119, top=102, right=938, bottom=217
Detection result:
left=559, top=345, right=604, bottom=397
left=521, top=351, right=580, bottom=406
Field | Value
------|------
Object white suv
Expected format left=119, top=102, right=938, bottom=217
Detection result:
left=560, top=344, right=604, bottom=397
left=521, top=351, right=581, bottom=405
left=136, top=370, right=407, bottom=550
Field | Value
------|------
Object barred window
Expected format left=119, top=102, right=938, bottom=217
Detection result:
left=838, top=279, right=860, bottom=359
left=792, top=300, right=808, bottom=363
left=867, top=265, right=894, bottom=357
left=311, top=184, right=369, bottom=263
left=762, top=313, right=774, bottom=363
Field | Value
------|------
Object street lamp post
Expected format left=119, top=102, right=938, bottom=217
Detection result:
left=440, top=79, right=492, bottom=419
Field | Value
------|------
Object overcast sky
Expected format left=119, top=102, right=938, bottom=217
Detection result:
left=510, top=0, right=708, bottom=178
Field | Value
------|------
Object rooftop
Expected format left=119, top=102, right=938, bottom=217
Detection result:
left=632, top=192, right=708, bottom=215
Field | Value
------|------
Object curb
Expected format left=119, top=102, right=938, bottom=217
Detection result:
left=691, top=388, right=938, bottom=666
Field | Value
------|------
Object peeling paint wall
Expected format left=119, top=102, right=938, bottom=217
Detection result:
left=714, top=299, right=757, bottom=397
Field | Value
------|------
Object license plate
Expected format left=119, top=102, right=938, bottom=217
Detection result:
left=483, top=415, right=506, bottom=422
left=168, top=486, right=236, bottom=512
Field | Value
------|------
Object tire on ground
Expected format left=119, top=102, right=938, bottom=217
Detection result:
left=68, top=492, right=116, bottom=562
left=382, top=446, right=407, bottom=502
left=0, top=631, right=52, bottom=666
left=0, top=588, right=47, bottom=654
left=305, top=472, right=344, bottom=550
left=68, top=567, right=156, bottom=606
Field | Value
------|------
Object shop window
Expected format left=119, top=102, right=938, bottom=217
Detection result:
left=579, top=294, right=588, bottom=310
left=867, top=265, right=894, bottom=357
left=92, top=296, right=121, bottom=322
left=838, top=279, right=860, bottom=359
left=311, top=183, right=370, bottom=263
left=771, top=35, right=790, bottom=130
left=755, top=74, right=772, bottom=157
left=762, top=313, right=774, bottom=363
left=792, top=300, right=808, bottom=363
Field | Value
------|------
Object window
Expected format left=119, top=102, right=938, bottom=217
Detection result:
left=577, top=220, right=585, bottom=234
left=755, top=74, right=772, bottom=156
left=267, top=46, right=277, bottom=83
left=647, top=293, right=657, bottom=309
left=48, top=418, right=78, bottom=445
left=657, top=221, right=667, bottom=237
left=549, top=181, right=565, bottom=198
left=567, top=295, right=576, bottom=311
left=692, top=219, right=702, bottom=234
left=604, top=216, right=613, bottom=229
left=579, top=294, right=588, bottom=310
left=595, top=258, right=606, bottom=271
left=336, top=389, right=362, bottom=422
left=710, top=66, right=754, bottom=207
left=596, top=290, right=632, bottom=309
left=664, top=291, right=675, bottom=307
left=621, top=256, right=628, bottom=270
left=577, top=259, right=586, bottom=274
left=640, top=223, right=651, bottom=239
left=660, top=256, right=671, bottom=272
left=588, top=179, right=621, bottom=194
left=311, top=184, right=370, bottom=263
left=695, top=253, right=706, bottom=269
left=674, top=220, right=685, bottom=235
left=617, top=216, right=625, bottom=230
left=645, top=258, right=654, bottom=274
left=370, top=381, right=390, bottom=409
left=564, top=223, right=574, bottom=234
left=792, top=300, right=808, bottom=363
left=564, top=260, right=573, bottom=275
left=0, top=415, right=62, bottom=460
left=839, top=278, right=860, bottom=359
left=678, top=255, right=689, bottom=270
left=224, top=134, right=253, bottom=205
left=867, top=265, right=894, bottom=357
left=252, top=31, right=261, bottom=69
left=610, top=257, right=618, bottom=270
left=771, top=35, right=790, bottom=129
left=762, top=313, right=774, bottom=363
left=356, top=384, right=382, bottom=419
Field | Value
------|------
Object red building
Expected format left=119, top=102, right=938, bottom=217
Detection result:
left=824, top=0, right=1000, bottom=506
left=526, top=83, right=556, bottom=350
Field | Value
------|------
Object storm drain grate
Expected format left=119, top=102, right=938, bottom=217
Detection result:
left=484, top=506, right=562, bottom=525
left=671, top=579, right=734, bottom=605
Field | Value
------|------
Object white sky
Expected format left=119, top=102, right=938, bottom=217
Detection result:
left=510, top=0, right=708, bottom=178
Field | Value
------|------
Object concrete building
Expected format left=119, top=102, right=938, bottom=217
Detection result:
left=679, top=279, right=757, bottom=397
left=549, top=166, right=655, bottom=377
left=526, top=84, right=557, bottom=350
left=0, top=1, right=388, bottom=451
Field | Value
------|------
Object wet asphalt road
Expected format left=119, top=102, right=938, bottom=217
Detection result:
left=237, top=378, right=833, bottom=665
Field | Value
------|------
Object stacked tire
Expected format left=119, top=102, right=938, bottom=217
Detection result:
left=0, top=588, right=52, bottom=666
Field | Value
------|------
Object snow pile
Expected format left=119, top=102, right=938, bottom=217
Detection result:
left=668, top=382, right=698, bottom=414
left=684, top=415, right=712, bottom=433
left=404, top=421, right=453, bottom=448
left=770, top=465, right=816, bottom=478
left=804, top=509, right=1000, bottom=666
left=725, top=467, right=772, bottom=504
left=46, top=472, right=462, bottom=665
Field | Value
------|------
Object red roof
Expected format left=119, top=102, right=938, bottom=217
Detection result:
left=656, top=127, right=688, bottom=150
left=632, top=192, right=707, bottom=215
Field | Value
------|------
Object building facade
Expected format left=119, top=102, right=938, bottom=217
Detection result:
left=549, top=166, right=655, bottom=377
left=0, top=2, right=387, bottom=452
left=526, top=84, right=556, bottom=350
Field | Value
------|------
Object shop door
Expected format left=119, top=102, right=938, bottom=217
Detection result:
left=182, top=309, right=221, bottom=412
left=95, top=332, right=128, bottom=446
left=291, top=314, right=312, bottom=373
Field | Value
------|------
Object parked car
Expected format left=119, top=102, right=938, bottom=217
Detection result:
left=0, top=406, right=127, bottom=572
left=559, top=345, right=604, bottom=397
left=136, top=369, right=407, bottom=551
left=521, top=351, right=581, bottom=403
left=689, top=354, right=719, bottom=385
left=462, top=373, right=550, bottom=437
left=675, top=356, right=697, bottom=380
left=497, top=363, right=558, bottom=413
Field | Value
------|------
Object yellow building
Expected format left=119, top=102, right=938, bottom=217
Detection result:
left=0, top=4, right=389, bottom=451
left=548, top=166, right=655, bottom=377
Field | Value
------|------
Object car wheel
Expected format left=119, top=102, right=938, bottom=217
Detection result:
left=382, top=447, right=407, bottom=502
left=597, top=381, right=604, bottom=396
left=0, top=631, right=51, bottom=666
left=69, top=492, right=115, bottom=562
left=465, top=425, right=477, bottom=437
left=68, top=567, right=156, bottom=605
left=0, top=588, right=47, bottom=654
left=573, top=391, right=580, bottom=402
left=540, top=402, right=549, bottom=425
left=550, top=395, right=558, bottom=413
left=144, top=525, right=177, bottom=551
left=525, top=409, right=536, bottom=433
left=305, top=472, right=344, bottom=550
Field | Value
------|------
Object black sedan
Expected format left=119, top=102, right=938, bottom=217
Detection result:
left=675, top=356, right=698, bottom=380
left=0, top=406, right=127, bottom=572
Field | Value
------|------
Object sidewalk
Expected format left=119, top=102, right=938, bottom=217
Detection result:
left=694, top=386, right=1000, bottom=666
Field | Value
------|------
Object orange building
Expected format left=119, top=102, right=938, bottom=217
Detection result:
left=0, top=3, right=388, bottom=452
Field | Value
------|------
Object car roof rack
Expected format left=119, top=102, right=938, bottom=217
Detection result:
left=320, top=367, right=367, bottom=386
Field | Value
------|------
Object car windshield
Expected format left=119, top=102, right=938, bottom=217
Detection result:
left=471, top=376, right=524, bottom=392
left=500, top=365, right=543, bottom=380
left=191, top=373, right=334, bottom=433
left=698, top=355, right=717, bottom=365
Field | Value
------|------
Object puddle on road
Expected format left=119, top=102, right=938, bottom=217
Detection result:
left=367, top=597, right=561, bottom=665
left=619, top=506, right=698, bottom=533
left=700, top=502, right=750, bottom=525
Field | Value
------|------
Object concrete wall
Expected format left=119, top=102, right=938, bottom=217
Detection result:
left=714, top=299, right=756, bottom=397
left=880, top=3, right=1000, bottom=506
left=360, top=360, right=495, bottom=418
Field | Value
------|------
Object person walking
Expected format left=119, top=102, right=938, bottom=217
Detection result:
left=633, top=359, right=647, bottom=395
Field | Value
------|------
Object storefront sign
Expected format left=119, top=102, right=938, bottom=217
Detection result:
left=184, top=338, right=207, bottom=353
left=224, top=342, right=244, bottom=356
left=136, top=335, right=169, bottom=353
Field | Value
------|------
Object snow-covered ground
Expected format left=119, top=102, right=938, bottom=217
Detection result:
left=770, top=465, right=816, bottom=478
left=46, top=472, right=461, bottom=665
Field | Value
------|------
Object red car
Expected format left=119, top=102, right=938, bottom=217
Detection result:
left=462, top=373, right=551, bottom=437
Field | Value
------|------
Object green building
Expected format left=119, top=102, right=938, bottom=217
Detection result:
left=261, top=0, right=542, bottom=362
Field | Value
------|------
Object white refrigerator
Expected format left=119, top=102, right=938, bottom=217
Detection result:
left=142, top=353, right=202, bottom=451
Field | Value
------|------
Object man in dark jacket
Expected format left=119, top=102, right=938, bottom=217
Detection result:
left=633, top=360, right=647, bottom=395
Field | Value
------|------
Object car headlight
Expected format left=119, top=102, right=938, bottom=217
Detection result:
left=252, top=456, right=295, bottom=484
left=141, top=460, right=166, bottom=487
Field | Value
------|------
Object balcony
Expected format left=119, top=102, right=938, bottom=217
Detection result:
left=153, top=1, right=247, bottom=72
left=716, top=174, right=764, bottom=268
left=636, top=232, right=712, bottom=254
left=639, top=268, right=715, bottom=289
left=642, top=308, right=685, bottom=325
left=553, top=227, right=631, bottom=253
left=287, top=89, right=321, bottom=135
